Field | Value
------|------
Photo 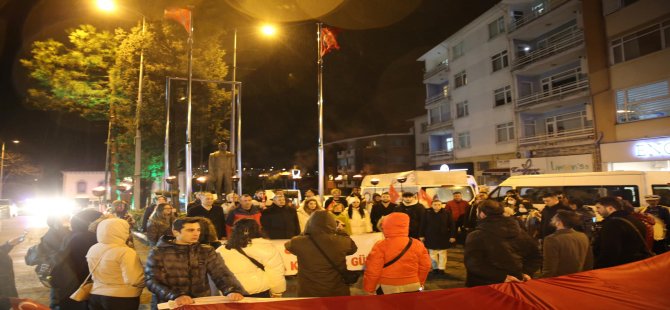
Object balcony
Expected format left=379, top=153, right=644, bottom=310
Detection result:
left=423, top=61, right=450, bottom=84
left=509, top=0, right=570, bottom=33
left=424, top=62, right=449, bottom=80
left=428, top=150, right=454, bottom=160
left=516, top=79, right=589, bottom=109
left=512, top=28, right=584, bottom=71
left=425, top=92, right=450, bottom=106
left=518, top=127, right=595, bottom=147
left=426, top=118, right=453, bottom=131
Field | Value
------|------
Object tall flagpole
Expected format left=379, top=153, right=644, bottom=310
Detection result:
left=185, top=9, right=194, bottom=201
left=317, top=23, right=325, bottom=200
left=133, top=16, right=146, bottom=210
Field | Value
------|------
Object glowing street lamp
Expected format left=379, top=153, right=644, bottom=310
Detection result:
left=96, top=0, right=116, bottom=12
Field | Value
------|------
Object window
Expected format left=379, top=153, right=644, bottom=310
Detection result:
left=496, top=122, right=515, bottom=143
left=446, top=137, right=454, bottom=151
left=455, top=71, right=467, bottom=88
left=611, top=19, right=670, bottom=64
left=491, top=50, right=509, bottom=72
left=616, top=79, right=670, bottom=123
left=442, top=84, right=450, bottom=98
left=440, top=103, right=451, bottom=122
left=452, top=41, right=464, bottom=60
left=76, top=181, right=87, bottom=194
left=494, top=86, right=512, bottom=106
left=458, top=132, right=470, bottom=149
left=429, top=107, right=440, bottom=124
left=488, top=16, right=506, bottom=39
left=456, top=101, right=469, bottom=118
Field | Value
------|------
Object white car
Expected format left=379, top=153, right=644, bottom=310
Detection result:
left=0, top=199, right=19, bottom=218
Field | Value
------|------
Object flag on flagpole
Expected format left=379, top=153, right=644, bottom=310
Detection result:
left=389, top=183, right=400, bottom=204
left=164, top=7, right=192, bottom=34
left=320, top=26, right=340, bottom=57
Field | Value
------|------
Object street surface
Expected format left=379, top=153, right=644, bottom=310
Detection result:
left=1, top=215, right=467, bottom=308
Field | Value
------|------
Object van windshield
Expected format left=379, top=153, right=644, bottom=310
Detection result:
left=425, top=186, right=474, bottom=203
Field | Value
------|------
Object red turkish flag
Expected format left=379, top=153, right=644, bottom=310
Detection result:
left=389, top=183, right=400, bottom=204
left=320, top=27, right=340, bottom=57
left=164, top=7, right=192, bottom=34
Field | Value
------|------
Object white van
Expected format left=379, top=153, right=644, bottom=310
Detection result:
left=489, top=171, right=670, bottom=209
left=360, top=170, right=479, bottom=203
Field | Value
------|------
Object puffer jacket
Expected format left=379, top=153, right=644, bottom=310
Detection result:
left=86, top=218, right=145, bottom=298
left=347, top=207, right=373, bottom=235
left=217, top=238, right=286, bottom=295
left=363, top=213, right=431, bottom=293
left=285, top=211, right=357, bottom=297
left=464, top=215, right=541, bottom=287
left=145, top=235, right=245, bottom=303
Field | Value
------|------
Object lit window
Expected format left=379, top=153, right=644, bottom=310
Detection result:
left=616, top=79, right=670, bottom=123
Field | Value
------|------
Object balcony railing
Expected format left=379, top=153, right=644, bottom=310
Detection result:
left=426, top=118, right=453, bottom=131
left=518, top=126, right=595, bottom=147
left=512, top=29, right=584, bottom=70
left=516, top=79, right=589, bottom=108
left=423, top=62, right=449, bottom=80
left=428, top=150, right=454, bottom=160
left=509, top=0, right=570, bottom=32
left=425, top=93, right=450, bottom=106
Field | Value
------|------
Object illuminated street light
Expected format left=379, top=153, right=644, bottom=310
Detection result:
left=96, top=0, right=116, bottom=12
left=260, top=24, right=277, bottom=37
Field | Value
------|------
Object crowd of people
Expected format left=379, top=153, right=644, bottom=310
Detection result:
left=2, top=186, right=667, bottom=309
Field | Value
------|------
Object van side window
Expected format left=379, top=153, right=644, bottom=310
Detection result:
left=517, top=187, right=563, bottom=204
left=489, top=186, right=511, bottom=201
left=652, top=185, right=670, bottom=206
left=564, top=185, right=640, bottom=207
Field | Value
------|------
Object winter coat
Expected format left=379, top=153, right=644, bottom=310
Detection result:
left=445, top=199, right=470, bottom=225
left=331, top=211, right=352, bottom=235
left=363, top=213, right=431, bottom=293
left=146, top=219, right=173, bottom=246
left=145, top=235, right=245, bottom=303
left=0, top=242, right=18, bottom=298
left=347, top=207, right=373, bottom=235
left=370, top=202, right=396, bottom=232
left=187, top=205, right=227, bottom=239
left=324, top=196, right=348, bottom=211
left=464, top=215, right=541, bottom=287
left=260, top=204, right=300, bottom=239
left=225, top=206, right=262, bottom=237
left=540, top=203, right=572, bottom=239
left=86, top=218, right=145, bottom=298
left=296, top=206, right=318, bottom=233
left=141, top=203, right=157, bottom=232
left=284, top=211, right=357, bottom=297
left=393, top=202, right=426, bottom=238
left=542, top=228, right=593, bottom=278
left=422, top=208, right=456, bottom=249
left=594, top=210, right=651, bottom=269
left=217, top=238, right=286, bottom=295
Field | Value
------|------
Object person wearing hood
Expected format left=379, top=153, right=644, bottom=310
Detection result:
left=50, top=209, right=101, bottom=310
left=296, top=197, right=322, bottom=233
left=464, top=200, right=541, bottom=287
left=86, top=218, right=145, bottom=309
left=284, top=211, right=357, bottom=297
left=363, top=213, right=431, bottom=295
left=145, top=217, right=245, bottom=308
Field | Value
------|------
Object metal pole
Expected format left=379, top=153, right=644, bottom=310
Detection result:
left=0, top=142, right=5, bottom=199
left=104, top=104, right=113, bottom=202
left=230, top=28, right=237, bottom=168
left=185, top=12, right=194, bottom=201
left=236, top=83, right=242, bottom=195
left=317, top=23, right=325, bottom=200
left=133, top=16, right=146, bottom=210
left=164, top=77, right=171, bottom=189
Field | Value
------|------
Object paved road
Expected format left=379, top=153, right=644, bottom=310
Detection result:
left=2, top=215, right=467, bottom=307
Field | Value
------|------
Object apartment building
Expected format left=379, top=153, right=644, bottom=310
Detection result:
left=592, top=0, right=670, bottom=171
left=409, top=114, right=431, bottom=169
left=418, top=3, right=517, bottom=185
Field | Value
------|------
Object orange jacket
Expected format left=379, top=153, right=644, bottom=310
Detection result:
left=363, top=213, right=431, bottom=293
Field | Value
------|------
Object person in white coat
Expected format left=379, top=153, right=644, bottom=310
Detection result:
left=346, top=196, right=373, bottom=235
left=86, top=218, right=145, bottom=310
left=216, top=219, right=286, bottom=298
left=297, top=198, right=323, bottom=233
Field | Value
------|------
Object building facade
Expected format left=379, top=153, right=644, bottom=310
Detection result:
left=324, top=133, right=415, bottom=189
left=409, top=114, right=430, bottom=169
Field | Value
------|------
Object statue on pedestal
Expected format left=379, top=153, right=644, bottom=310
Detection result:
left=208, top=142, right=235, bottom=198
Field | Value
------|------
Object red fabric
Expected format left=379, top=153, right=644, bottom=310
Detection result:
left=388, top=184, right=399, bottom=204
left=418, top=189, right=432, bottom=207
left=178, top=252, right=670, bottom=310
left=320, top=27, right=340, bottom=57
left=164, top=8, right=192, bottom=34
left=225, top=212, right=261, bottom=236
left=8, top=298, right=50, bottom=310
left=445, top=199, right=469, bottom=221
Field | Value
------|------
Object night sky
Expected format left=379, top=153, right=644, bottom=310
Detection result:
left=0, top=0, right=497, bottom=195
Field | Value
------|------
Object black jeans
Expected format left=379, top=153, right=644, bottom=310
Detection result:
left=89, top=294, right=139, bottom=310
left=246, top=290, right=271, bottom=298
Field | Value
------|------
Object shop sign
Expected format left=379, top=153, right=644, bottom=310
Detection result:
left=510, top=154, right=593, bottom=175
left=634, top=139, right=670, bottom=158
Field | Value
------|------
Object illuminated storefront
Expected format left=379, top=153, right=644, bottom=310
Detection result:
left=600, top=137, right=670, bottom=171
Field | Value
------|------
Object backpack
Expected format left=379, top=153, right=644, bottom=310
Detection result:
left=25, top=244, right=54, bottom=288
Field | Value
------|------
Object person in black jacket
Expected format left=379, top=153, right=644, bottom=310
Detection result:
left=370, top=192, right=397, bottom=232
left=593, top=196, right=652, bottom=269
left=141, top=196, right=168, bottom=232
left=464, top=200, right=541, bottom=287
left=540, top=192, right=572, bottom=239
left=50, top=209, right=102, bottom=310
left=260, top=194, right=300, bottom=239
left=423, top=200, right=456, bottom=275
left=393, top=192, right=425, bottom=239
left=187, top=192, right=226, bottom=239
left=0, top=235, right=24, bottom=298
left=145, top=217, right=246, bottom=308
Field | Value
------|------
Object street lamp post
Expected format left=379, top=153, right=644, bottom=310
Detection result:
left=0, top=140, right=20, bottom=199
